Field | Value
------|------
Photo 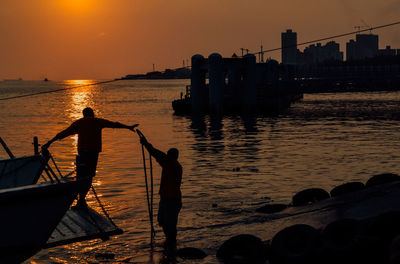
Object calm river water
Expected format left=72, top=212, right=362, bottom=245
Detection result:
left=1, top=79, right=400, bottom=263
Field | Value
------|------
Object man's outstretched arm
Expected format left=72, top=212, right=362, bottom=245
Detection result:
left=42, top=123, right=78, bottom=149
left=101, top=119, right=139, bottom=131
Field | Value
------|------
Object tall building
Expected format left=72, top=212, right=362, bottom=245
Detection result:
left=282, top=29, right=297, bottom=65
left=346, top=40, right=357, bottom=61
left=346, top=34, right=379, bottom=61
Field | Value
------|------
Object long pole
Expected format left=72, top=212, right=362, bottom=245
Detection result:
left=149, top=154, right=155, bottom=238
left=0, top=137, right=15, bottom=159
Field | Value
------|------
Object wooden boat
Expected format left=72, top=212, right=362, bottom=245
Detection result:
left=0, top=177, right=88, bottom=263
left=0, top=137, right=123, bottom=257
left=46, top=206, right=123, bottom=248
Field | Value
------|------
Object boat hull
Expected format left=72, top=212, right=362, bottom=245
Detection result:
left=0, top=178, right=87, bottom=263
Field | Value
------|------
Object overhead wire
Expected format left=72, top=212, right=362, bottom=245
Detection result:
left=0, top=79, right=121, bottom=101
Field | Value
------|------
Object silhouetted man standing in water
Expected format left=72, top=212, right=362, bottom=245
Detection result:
left=139, top=133, right=182, bottom=247
left=42, top=107, right=139, bottom=208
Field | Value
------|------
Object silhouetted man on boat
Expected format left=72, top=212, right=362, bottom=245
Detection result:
left=138, top=132, right=182, bottom=246
left=42, top=107, right=139, bottom=208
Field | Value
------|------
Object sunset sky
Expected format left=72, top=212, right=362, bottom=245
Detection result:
left=0, top=0, right=399, bottom=80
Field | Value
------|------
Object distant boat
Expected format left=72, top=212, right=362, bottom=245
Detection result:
left=44, top=78, right=49, bottom=82
left=3, top=78, right=23, bottom=81
left=0, top=178, right=88, bottom=263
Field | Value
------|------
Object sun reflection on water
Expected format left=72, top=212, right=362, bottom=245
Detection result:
left=66, top=79, right=97, bottom=150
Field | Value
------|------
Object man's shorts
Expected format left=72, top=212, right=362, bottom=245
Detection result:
left=157, top=199, right=182, bottom=228
left=76, top=150, right=99, bottom=178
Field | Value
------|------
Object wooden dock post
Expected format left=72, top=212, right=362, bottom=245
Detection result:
left=33, top=136, right=39, bottom=155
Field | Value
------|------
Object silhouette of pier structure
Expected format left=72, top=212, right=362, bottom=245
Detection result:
left=284, top=56, right=400, bottom=93
left=172, top=53, right=302, bottom=115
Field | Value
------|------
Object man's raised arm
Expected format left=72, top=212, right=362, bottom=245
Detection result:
left=139, top=135, right=167, bottom=165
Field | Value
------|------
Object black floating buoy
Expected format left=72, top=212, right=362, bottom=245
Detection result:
left=361, top=211, right=400, bottom=264
left=330, top=182, right=365, bottom=197
left=365, top=173, right=400, bottom=188
left=292, top=188, right=330, bottom=206
left=217, top=234, right=269, bottom=264
left=366, top=211, right=400, bottom=243
left=256, top=203, right=288, bottom=214
left=177, top=247, right=207, bottom=259
left=271, top=224, right=321, bottom=264
left=321, top=218, right=361, bottom=261
left=390, top=235, right=400, bottom=264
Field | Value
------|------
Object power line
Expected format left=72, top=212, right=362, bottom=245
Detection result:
left=0, top=79, right=121, bottom=101
left=251, top=20, right=400, bottom=56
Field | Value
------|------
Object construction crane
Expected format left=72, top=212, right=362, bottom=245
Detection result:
left=354, top=20, right=372, bottom=34
left=240, top=48, right=250, bottom=57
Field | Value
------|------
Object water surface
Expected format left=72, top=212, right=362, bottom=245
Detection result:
left=1, top=79, right=400, bottom=263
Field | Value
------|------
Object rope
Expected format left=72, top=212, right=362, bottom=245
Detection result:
left=49, top=153, right=63, bottom=178
left=91, top=185, right=118, bottom=228
left=0, top=79, right=121, bottom=101
left=63, top=169, right=76, bottom=178
left=149, top=153, right=154, bottom=237
left=137, top=129, right=156, bottom=244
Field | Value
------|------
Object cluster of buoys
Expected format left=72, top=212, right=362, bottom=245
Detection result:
left=268, top=211, right=400, bottom=264
left=179, top=173, right=400, bottom=263
left=217, top=234, right=269, bottom=264
left=215, top=211, right=400, bottom=263
left=256, top=173, right=400, bottom=215
left=224, top=173, right=400, bottom=264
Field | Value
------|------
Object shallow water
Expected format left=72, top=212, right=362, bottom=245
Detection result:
left=1, top=79, right=400, bottom=263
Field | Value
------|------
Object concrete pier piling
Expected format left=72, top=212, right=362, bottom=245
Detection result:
left=226, top=62, right=242, bottom=109
left=179, top=52, right=303, bottom=115
left=243, top=54, right=257, bottom=112
left=208, top=53, right=225, bottom=114
left=191, top=54, right=207, bottom=113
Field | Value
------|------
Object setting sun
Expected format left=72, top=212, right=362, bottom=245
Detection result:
left=56, top=0, right=96, bottom=14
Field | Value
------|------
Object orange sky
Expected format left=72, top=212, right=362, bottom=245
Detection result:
left=0, top=0, right=399, bottom=80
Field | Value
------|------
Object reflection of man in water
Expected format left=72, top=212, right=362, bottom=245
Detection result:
left=139, top=134, right=182, bottom=246
left=42, top=107, right=139, bottom=208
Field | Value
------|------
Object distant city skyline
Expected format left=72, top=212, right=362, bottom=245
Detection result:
left=281, top=29, right=398, bottom=65
left=0, top=0, right=399, bottom=80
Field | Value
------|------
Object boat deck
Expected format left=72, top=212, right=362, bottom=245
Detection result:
left=45, top=206, right=123, bottom=248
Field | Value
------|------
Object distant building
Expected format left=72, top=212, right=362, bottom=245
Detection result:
left=346, top=34, right=379, bottom=61
left=303, top=41, right=343, bottom=64
left=282, top=29, right=297, bottom=65
left=346, top=40, right=357, bottom=61
left=379, top=45, right=397, bottom=56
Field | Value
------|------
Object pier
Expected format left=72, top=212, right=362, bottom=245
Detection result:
left=172, top=53, right=303, bottom=115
